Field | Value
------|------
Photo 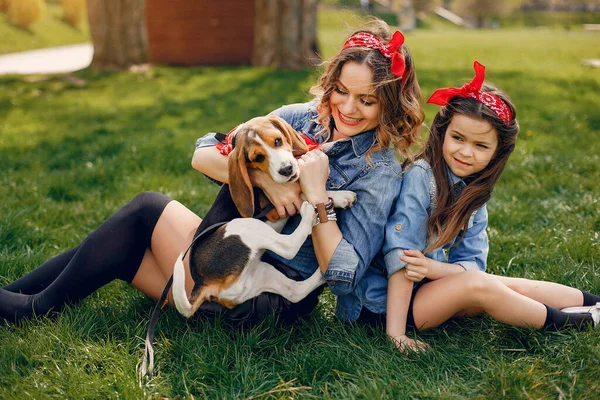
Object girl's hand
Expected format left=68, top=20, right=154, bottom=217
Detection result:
left=298, top=150, right=330, bottom=205
left=401, top=250, right=430, bottom=282
left=390, top=334, right=429, bottom=353
left=249, top=169, right=303, bottom=219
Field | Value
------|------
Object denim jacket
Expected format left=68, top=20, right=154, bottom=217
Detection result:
left=195, top=101, right=403, bottom=312
left=336, top=158, right=489, bottom=321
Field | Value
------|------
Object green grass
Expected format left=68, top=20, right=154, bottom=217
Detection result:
left=0, top=3, right=89, bottom=55
left=1, top=7, right=600, bottom=400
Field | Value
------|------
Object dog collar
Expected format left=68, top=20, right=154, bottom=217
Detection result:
left=216, top=126, right=239, bottom=156
left=216, top=127, right=319, bottom=156
left=301, top=134, right=319, bottom=152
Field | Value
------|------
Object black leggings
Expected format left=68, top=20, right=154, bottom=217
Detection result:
left=1, top=191, right=172, bottom=322
left=1, top=187, right=322, bottom=325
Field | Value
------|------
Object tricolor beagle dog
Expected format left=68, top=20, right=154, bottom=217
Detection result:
left=172, top=115, right=357, bottom=318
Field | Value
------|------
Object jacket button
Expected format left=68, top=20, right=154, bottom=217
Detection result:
left=395, top=224, right=402, bottom=231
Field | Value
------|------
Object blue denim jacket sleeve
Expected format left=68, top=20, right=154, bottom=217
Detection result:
left=327, top=162, right=403, bottom=296
left=447, top=204, right=489, bottom=271
left=267, top=103, right=312, bottom=128
left=195, top=132, right=221, bottom=149
left=194, top=133, right=227, bottom=185
left=383, top=163, right=432, bottom=277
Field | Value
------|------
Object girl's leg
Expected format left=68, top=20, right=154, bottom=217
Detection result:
left=0, top=192, right=180, bottom=322
left=488, top=275, right=585, bottom=309
left=410, top=270, right=593, bottom=331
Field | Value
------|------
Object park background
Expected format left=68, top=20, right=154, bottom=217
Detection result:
left=0, top=0, right=599, bottom=398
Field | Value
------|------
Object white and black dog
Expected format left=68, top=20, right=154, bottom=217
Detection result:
left=172, top=115, right=357, bottom=318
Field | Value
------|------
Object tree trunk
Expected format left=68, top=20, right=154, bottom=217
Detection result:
left=87, top=0, right=148, bottom=70
left=392, top=0, right=416, bottom=32
left=253, top=0, right=320, bottom=69
left=475, top=15, right=486, bottom=28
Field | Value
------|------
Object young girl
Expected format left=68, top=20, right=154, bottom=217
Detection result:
left=378, top=61, right=599, bottom=352
left=0, top=19, right=425, bottom=323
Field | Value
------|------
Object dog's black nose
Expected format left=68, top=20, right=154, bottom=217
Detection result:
left=279, top=165, right=294, bottom=177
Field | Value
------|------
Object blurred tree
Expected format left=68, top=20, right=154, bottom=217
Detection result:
left=87, top=0, right=148, bottom=70
left=6, top=0, right=45, bottom=29
left=522, top=0, right=600, bottom=11
left=253, top=0, right=321, bottom=69
left=451, top=0, right=521, bottom=27
left=414, top=0, right=442, bottom=13
left=391, top=0, right=416, bottom=31
left=61, top=0, right=86, bottom=28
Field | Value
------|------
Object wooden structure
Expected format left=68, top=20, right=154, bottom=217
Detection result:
left=145, top=0, right=255, bottom=66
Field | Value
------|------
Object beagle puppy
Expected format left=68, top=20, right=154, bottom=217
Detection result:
left=172, top=115, right=357, bottom=318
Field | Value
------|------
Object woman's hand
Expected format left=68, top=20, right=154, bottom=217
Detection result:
left=401, top=250, right=431, bottom=282
left=389, top=334, right=429, bottom=353
left=297, top=150, right=330, bottom=205
left=249, top=169, right=303, bottom=219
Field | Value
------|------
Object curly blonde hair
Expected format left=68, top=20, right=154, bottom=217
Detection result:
left=309, top=19, right=424, bottom=161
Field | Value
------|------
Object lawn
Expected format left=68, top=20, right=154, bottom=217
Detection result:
left=1, top=7, right=600, bottom=400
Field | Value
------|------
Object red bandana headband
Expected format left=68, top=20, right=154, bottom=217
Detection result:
left=427, top=61, right=513, bottom=126
left=343, top=31, right=406, bottom=78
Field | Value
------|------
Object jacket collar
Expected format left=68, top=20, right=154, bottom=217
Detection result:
left=350, top=129, right=378, bottom=157
left=446, top=165, right=465, bottom=186
left=323, top=128, right=377, bottom=157
left=446, top=166, right=469, bottom=200
left=315, top=117, right=378, bottom=157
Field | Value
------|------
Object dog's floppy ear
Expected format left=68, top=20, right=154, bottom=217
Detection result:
left=269, top=115, right=309, bottom=157
left=228, top=132, right=255, bottom=218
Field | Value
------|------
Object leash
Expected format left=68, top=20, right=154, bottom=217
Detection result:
left=139, top=220, right=226, bottom=377
left=139, top=204, right=275, bottom=377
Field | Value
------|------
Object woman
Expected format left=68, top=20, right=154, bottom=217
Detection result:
left=192, top=20, right=424, bottom=321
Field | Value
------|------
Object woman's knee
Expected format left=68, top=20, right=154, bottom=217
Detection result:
left=129, top=191, right=173, bottom=227
left=131, top=191, right=172, bottom=210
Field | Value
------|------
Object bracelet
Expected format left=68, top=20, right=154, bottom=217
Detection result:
left=313, top=206, right=337, bottom=226
left=313, top=197, right=335, bottom=225
left=324, top=197, right=334, bottom=211
left=313, top=197, right=334, bottom=219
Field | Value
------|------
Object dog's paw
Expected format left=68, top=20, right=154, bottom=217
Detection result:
left=300, top=201, right=317, bottom=222
left=329, top=190, right=357, bottom=209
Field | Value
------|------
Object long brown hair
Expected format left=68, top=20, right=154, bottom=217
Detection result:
left=309, top=19, right=424, bottom=161
left=421, top=83, right=519, bottom=252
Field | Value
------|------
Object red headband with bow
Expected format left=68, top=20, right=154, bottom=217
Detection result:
left=343, top=31, right=406, bottom=78
left=427, top=61, right=513, bottom=126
